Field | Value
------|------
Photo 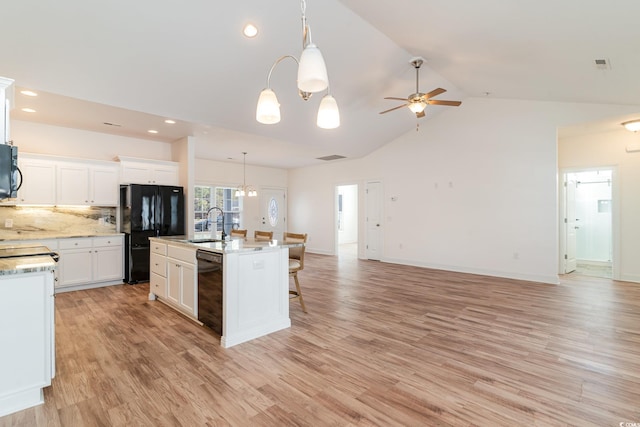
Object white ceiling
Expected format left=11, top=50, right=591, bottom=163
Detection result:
left=3, top=0, right=640, bottom=168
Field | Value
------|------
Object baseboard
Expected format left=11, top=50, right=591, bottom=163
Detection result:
left=54, top=279, right=125, bottom=293
left=382, top=256, right=560, bottom=285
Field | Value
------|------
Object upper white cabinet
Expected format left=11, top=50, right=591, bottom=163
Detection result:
left=15, top=156, right=57, bottom=205
left=13, top=154, right=119, bottom=206
left=117, top=156, right=179, bottom=186
left=56, top=161, right=119, bottom=206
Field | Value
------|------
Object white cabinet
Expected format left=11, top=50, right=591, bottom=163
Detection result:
left=150, top=242, right=168, bottom=298
left=92, top=237, right=124, bottom=282
left=57, top=162, right=119, bottom=206
left=0, top=269, right=55, bottom=417
left=150, top=241, right=197, bottom=318
left=118, top=156, right=179, bottom=186
left=15, top=156, right=57, bottom=205
left=57, top=236, right=124, bottom=289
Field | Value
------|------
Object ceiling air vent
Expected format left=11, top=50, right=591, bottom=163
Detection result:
left=594, top=58, right=611, bottom=70
left=316, top=155, right=346, bottom=161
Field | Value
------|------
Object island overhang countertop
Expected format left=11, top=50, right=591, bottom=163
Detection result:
left=149, top=235, right=303, bottom=254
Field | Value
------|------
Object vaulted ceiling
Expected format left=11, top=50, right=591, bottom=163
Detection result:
left=2, top=1, right=639, bottom=168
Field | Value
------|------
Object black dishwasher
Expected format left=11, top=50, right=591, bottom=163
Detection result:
left=196, top=250, right=223, bottom=335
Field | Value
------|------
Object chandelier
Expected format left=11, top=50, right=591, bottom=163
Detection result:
left=255, top=0, right=340, bottom=129
left=235, top=152, right=257, bottom=198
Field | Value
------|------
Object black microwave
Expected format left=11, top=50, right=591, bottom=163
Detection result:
left=0, top=144, right=21, bottom=199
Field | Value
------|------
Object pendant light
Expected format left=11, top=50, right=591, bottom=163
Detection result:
left=256, top=0, right=339, bottom=128
left=235, top=152, right=257, bottom=198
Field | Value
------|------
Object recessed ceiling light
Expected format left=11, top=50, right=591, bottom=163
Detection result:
left=21, top=108, right=36, bottom=113
left=243, top=23, right=258, bottom=38
left=148, top=129, right=158, bottom=134
left=20, top=90, right=38, bottom=97
left=164, top=119, right=176, bottom=124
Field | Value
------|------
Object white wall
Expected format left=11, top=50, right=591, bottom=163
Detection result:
left=559, top=129, right=640, bottom=282
left=11, top=120, right=174, bottom=161
left=289, top=97, right=640, bottom=284
left=194, top=158, right=287, bottom=237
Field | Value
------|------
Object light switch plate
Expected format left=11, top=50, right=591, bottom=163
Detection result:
left=4, top=218, right=13, bottom=228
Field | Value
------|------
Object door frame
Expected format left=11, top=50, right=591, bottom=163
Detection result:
left=558, top=166, right=620, bottom=279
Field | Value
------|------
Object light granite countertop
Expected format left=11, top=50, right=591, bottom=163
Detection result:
left=0, top=244, right=58, bottom=275
left=0, top=232, right=124, bottom=242
left=150, top=236, right=303, bottom=255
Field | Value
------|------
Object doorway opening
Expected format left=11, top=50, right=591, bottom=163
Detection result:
left=336, top=184, right=358, bottom=258
left=561, top=168, right=614, bottom=279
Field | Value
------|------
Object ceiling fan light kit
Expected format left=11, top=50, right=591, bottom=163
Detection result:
left=622, top=119, right=640, bottom=132
left=256, top=0, right=340, bottom=129
left=380, top=56, right=461, bottom=122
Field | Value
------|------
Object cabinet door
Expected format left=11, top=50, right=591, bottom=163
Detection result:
left=59, top=248, right=93, bottom=286
left=57, top=164, right=89, bottom=205
left=152, top=166, right=178, bottom=186
left=91, top=167, right=119, bottom=206
left=93, top=246, right=123, bottom=282
left=120, top=163, right=152, bottom=184
left=16, top=159, right=57, bottom=204
left=167, top=261, right=181, bottom=305
left=179, top=262, right=196, bottom=316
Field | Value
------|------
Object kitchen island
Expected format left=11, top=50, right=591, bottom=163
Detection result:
left=148, top=236, right=297, bottom=348
left=0, top=244, right=57, bottom=417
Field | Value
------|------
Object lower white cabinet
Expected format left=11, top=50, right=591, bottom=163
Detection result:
left=58, top=236, right=124, bottom=290
left=149, top=241, right=197, bottom=319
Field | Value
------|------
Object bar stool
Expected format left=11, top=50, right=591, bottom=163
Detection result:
left=254, top=230, right=273, bottom=241
left=230, top=229, right=247, bottom=238
left=283, top=232, right=307, bottom=313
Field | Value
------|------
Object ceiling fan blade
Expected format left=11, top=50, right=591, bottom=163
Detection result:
left=416, top=111, right=426, bottom=118
left=424, top=88, right=446, bottom=99
left=427, top=100, right=462, bottom=107
left=379, top=104, right=409, bottom=114
left=384, top=97, right=409, bottom=101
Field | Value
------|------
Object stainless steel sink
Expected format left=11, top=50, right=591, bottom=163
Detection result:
left=187, top=238, right=223, bottom=244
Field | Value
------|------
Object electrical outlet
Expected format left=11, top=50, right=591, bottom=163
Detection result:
left=4, top=219, right=13, bottom=228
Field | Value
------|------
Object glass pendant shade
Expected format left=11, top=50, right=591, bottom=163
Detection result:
left=256, top=89, right=281, bottom=124
left=408, top=100, right=427, bottom=114
left=297, top=44, right=329, bottom=93
left=317, top=94, right=340, bottom=129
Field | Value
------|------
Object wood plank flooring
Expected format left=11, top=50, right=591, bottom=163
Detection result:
left=2, top=253, right=639, bottom=426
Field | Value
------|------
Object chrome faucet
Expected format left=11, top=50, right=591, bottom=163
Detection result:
left=206, top=206, right=226, bottom=240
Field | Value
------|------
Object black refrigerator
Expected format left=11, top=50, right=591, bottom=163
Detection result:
left=120, top=184, right=185, bottom=284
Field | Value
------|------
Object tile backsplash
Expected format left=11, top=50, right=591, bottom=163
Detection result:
left=0, top=206, right=117, bottom=240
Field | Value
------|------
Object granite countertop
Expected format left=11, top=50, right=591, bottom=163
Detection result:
left=0, top=232, right=124, bottom=242
left=0, top=255, right=57, bottom=275
left=150, top=235, right=303, bottom=254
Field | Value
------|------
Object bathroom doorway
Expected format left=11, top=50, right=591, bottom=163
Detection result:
left=336, top=184, right=358, bottom=258
left=561, top=168, right=614, bottom=278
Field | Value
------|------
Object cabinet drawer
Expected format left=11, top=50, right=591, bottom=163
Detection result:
left=93, top=236, right=123, bottom=247
left=167, top=245, right=196, bottom=264
left=150, top=272, right=167, bottom=298
left=150, top=253, right=167, bottom=277
left=59, top=238, right=92, bottom=250
left=151, top=242, right=167, bottom=256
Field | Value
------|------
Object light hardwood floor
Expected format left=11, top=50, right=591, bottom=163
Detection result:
left=2, top=253, right=639, bottom=426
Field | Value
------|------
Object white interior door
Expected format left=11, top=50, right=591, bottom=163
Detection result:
left=259, top=188, right=286, bottom=240
left=365, top=181, right=383, bottom=260
left=564, top=178, right=577, bottom=273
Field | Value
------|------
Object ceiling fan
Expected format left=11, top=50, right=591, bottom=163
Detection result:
left=380, top=57, right=461, bottom=118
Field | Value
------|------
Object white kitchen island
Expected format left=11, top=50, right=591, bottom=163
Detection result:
left=148, top=237, right=296, bottom=348
left=0, top=245, right=57, bottom=417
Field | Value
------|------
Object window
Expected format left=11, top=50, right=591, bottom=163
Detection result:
left=194, top=185, right=242, bottom=235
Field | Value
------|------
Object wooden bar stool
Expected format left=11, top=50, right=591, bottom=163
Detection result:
left=230, top=229, right=247, bottom=238
left=254, top=230, right=273, bottom=241
left=283, top=232, right=308, bottom=313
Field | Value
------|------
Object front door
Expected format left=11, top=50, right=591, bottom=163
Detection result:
left=260, top=187, right=287, bottom=240
left=365, top=181, right=383, bottom=260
